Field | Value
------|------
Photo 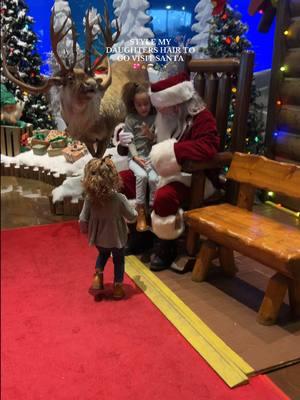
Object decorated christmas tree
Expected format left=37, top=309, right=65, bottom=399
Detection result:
left=204, top=1, right=265, bottom=153
left=0, top=0, right=55, bottom=129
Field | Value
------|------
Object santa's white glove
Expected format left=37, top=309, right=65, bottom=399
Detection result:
left=119, top=131, right=134, bottom=147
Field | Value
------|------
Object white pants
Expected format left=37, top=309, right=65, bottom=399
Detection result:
left=129, top=159, right=158, bottom=206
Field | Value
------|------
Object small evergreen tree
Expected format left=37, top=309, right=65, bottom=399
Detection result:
left=204, top=3, right=265, bottom=153
left=111, top=0, right=154, bottom=61
left=190, top=0, right=213, bottom=59
left=0, top=0, right=55, bottom=129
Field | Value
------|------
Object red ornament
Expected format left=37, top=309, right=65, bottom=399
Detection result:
left=225, top=37, right=232, bottom=44
left=221, top=13, right=228, bottom=20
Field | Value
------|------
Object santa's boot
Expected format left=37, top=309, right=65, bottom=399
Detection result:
left=150, top=239, right=177, bottom=271
left=136, top=204, right=148, bottom=232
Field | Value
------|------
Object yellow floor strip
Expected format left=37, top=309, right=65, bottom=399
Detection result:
left=126, top=255, right=254, bottom=388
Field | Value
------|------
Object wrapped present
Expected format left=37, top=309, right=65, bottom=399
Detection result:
left=62, top=142, right=87, bottom=163
left=47, top=130, right=66, bottom=142
left=47, top=146, right=64, bottom=157
left=31, top=130, right=50, bottom=148
left=49, top=136, right=67, bottom=148
left=32, top=144, right=47, bottom=156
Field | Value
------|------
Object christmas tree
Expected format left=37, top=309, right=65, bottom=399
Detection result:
left=111, top=0, right=154, bottom=61
left=204, top=2, right=265, bottom=153
left=190, top=0, right=213, bottom=59
left=0, top=0, right=55, bottom=129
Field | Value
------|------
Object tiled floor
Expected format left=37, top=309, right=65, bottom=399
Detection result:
left=1, top=176, right=300, bottom=399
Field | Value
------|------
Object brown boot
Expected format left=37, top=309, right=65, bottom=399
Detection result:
left=92, top=270, right=104, bottom=290
left=136, top=204, right=148, bottom=232
left=113, top=283, right=125, bottom=299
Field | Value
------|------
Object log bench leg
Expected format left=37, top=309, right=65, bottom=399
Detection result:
left=192, top=240, right=218, bottom=282
left=219, top=246, right=238, bottom=277
left=288, top=280, right=300, bottom=319
left=257, top=273, right=289, bottom=325
left=186, top=228, right=198, bottom=256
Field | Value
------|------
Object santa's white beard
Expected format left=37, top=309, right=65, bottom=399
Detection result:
left=155, top=112, right=178, bottom=142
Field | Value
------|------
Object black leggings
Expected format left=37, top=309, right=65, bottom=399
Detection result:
left=95, top=247, right=125, bottom=283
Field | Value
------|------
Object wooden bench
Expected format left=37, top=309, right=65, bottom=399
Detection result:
left=184, top=152, right=300, bottom=325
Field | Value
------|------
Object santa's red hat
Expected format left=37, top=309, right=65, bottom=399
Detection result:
left=149, top=72, right=194, bottom=108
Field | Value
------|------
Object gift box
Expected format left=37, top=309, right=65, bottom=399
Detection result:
left=49, top=137, right=67, bottom=148
left=47, top=130, right=66, bottom=142
left=62, top=142, right=87, bottom=163
left=32, top=144, right=48, bottom=156
left=31, top=130, right=50, bottom=148
left=47, top=146, right=64, bottom=157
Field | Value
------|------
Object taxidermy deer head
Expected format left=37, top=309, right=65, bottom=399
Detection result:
left=1, top=4, right=148, bottom=157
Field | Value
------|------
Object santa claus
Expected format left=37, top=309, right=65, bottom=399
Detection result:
left=118, top=72, right=220, bottom=270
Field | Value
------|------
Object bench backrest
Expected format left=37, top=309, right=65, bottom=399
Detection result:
left=186, top=51, right=254, bottom=152
left=227, top=152, right=300, bottom=209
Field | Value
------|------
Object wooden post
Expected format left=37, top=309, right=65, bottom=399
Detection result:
left=186, top=171, right=206, bottom=255
left=55, top=201, right=64, bottom=215
left=48, top=195, right=56, bottom=215
left=14, top=165, right=21, bottom=177
left=192, top=240, right=218, bottom=282
left=10, top=163, right=16, bottom=176
left=64, top=196, right=72, bottom=215
left=219, top=246, right=238, bottom=277
left=32, top=167, right=39, bottom=180
left=257, top=272, right=289, bottom=325
left=4, top=164, right=11, bottom=176
left=288, top=279, right=300, bottom=319
left=237, top=183, right=256, bottom=210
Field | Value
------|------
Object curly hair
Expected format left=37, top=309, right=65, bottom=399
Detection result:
left=82, top=156, right=121, bottom=205
left=121, top=81, right=154, bottom=114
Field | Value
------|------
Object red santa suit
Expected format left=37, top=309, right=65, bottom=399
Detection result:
left=119, top=72, right=219, bottom=240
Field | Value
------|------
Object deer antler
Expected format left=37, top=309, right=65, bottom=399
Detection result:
left=91, top=2, right=121, bottom=73
left=83, top=2, right=120, bottom=90
left=0, top=33, right=63, bottom=94
left=50, top=10, right=77, bottom=75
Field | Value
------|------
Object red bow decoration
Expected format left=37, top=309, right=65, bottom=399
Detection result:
left=211, top=0, right=226, bottom=16
left=21, top=133, right=29, bottom=146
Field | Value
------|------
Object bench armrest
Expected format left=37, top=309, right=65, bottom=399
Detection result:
left=182, top=152, right=233, bottom=173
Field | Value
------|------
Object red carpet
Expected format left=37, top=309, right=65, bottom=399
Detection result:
left=1, top=222, right=288, bottom=400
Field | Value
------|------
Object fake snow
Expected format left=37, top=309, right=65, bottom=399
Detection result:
left=1, top=147, right=129, bottom=203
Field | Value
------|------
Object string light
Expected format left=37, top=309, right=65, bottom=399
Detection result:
left=280, top=65, right=287, bottom=72
left=266, top=201, right=300, bottom=218
left=283, top=30, right=289, bottom=36
left=235, top=36, right=240, bottom=43
left=267, top=191, right=275, bottom=198
left=231, top=87, right=237, bottom=93
left=276, top=100, right=282, bottom=106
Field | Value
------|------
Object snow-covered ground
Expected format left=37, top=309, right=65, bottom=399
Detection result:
left=1, top=147, right=129, bottom=203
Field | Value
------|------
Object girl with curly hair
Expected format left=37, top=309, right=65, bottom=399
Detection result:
left=79, top=156, right=137, bottom=299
